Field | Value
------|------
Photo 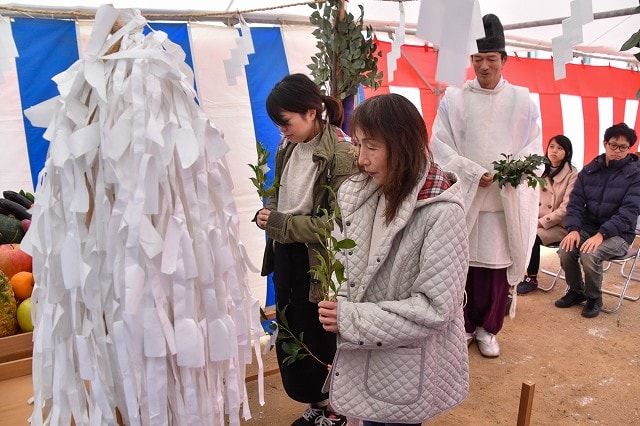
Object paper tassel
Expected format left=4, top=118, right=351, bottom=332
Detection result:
left=415, top=0, right=484, bottom=86
left=387, top=2, right=406, bottom=83
left=552, top=0, right=593, bottom=80
left=0, top=15, right=18, bottom=84
left=224, top=14, right=255, bottom=86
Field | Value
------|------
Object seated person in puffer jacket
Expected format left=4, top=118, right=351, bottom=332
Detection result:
left=555, top=122, right=640, bottom=318
left=318, top=94, right=470, bottom=426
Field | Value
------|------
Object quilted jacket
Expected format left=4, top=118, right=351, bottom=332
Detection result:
left=565, top=153, right=640, bottom=244
left=328, top=165, right=470, bottom=423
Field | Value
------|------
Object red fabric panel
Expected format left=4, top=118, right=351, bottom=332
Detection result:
left=371, top=40, right=640, bottom=98
left=538, top=93, right=563, bottom=149
left=582, top=97, right=600, bottom=164
left=363, top=85, right=390, bottom=97
left=501, top=57, right=640, bottom=99
left=613, top=98, right=626, bottom=124
left=366, top=42, right=442, bottom=128
left=420, top=87, right=440, bottom=133
left=366, top=40, right=640, bottom=148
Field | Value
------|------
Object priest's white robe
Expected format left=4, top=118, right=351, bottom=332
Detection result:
left=431, top=78, right=542, bottom=291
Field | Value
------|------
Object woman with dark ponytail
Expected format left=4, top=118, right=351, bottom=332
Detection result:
left=517, top=135, right=578, bottom=294
left=254, top=73, right=358, bottom=426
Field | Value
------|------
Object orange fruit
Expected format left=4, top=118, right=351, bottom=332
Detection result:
left=10, top=271, right=34, bottom=301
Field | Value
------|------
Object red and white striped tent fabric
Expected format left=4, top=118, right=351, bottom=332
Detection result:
left=369, top=40, right=640, bottom=169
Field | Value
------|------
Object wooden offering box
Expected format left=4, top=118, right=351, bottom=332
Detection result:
left=0, top=332, right=33, bottom=381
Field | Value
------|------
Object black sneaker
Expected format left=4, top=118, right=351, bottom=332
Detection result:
left=582, top=297, right=602, bottom=318
left=517, top=276, right=538, bottom=295
left=314, top=409, right=347, bottom=426
left=554, top=290, right=587, bottom=308
left=291, top=406, right=324, bottom=425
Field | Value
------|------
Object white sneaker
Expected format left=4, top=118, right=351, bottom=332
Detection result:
left=475, top=327, right=500, bottom=358
left=466, top=332, right=475, bottom=347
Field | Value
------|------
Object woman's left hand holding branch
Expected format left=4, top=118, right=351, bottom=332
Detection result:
left=318, top=300, right=339, bottom=333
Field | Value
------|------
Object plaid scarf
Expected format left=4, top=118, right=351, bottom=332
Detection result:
left=417, top=162, right=452, bottom=200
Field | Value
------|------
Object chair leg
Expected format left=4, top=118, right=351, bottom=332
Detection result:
left=602, top=256, right=640, bottom=313
left=539, top=244, right=564, bottom=292
left=539, top=267, right=563, bottom=292
left=620, top=259, right=640, bottom=282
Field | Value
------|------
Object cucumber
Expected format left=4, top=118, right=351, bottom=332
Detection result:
left=19, top=190, right=34, bottom=204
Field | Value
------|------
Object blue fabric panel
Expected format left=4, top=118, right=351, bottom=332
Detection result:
left=144, top=22, right=196, bottom=94
left=144, top=22, right=194, bottom=72
left=245, top=27, right=290, bottom=307
left=12, top=18, right=79, bottom=189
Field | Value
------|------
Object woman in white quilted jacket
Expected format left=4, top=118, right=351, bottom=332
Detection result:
left=318, top=93, right=470, bottom=425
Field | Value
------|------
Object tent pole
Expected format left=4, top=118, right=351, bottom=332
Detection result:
left=502, top=7, right=638, bottom=30
left=1, top=5, right=636, bottom=28
left=400, top=50, right=439, bottom=95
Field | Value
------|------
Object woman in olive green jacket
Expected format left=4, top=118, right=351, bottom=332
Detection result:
left=254, top=74, right=358, bottom=426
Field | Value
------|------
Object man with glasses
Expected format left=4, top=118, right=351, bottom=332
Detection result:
left=555, top=122, right=640, bottom=317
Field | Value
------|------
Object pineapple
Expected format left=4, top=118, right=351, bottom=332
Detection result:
left=0, top=271, right=18, bottom=337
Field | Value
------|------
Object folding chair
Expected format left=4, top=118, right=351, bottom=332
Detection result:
left=543, top=217, right=640, bottom=310
left=539, top=242, right=616, bottom=293
left=538, top=242, right=639, bottom=313
left=601, top=241, right=640, bottom=313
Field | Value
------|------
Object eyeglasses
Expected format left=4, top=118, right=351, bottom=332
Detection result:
left=606, top=142, right=630, bottom=152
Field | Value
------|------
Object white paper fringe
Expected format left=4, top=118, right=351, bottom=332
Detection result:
left=386, top=2, right=405, bottom=83
left=0, top=14, right=18, bottom=83
left=223, top=14, right=255, bottom=86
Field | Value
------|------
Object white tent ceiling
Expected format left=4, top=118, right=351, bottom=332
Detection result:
left=1, top=0, right=639, bottom=60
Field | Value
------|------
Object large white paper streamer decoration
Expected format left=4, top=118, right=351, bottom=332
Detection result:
left=22, top=5, right=264, bottom=425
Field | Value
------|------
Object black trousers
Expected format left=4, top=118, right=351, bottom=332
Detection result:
left=526, top=235, right=542, bottom=276
left=273, top=242, right=337, bottom=403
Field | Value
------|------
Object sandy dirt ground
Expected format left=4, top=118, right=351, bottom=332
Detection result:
left=242, top=247, right=640, bottom=425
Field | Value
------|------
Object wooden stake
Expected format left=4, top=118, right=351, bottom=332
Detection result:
left=517, top=381, right=535, bottom=426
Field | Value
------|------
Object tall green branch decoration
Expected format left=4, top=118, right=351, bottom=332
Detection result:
left=492, top=153, right=549, bottom=189
left=308, top=0, right=383, bottom=99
